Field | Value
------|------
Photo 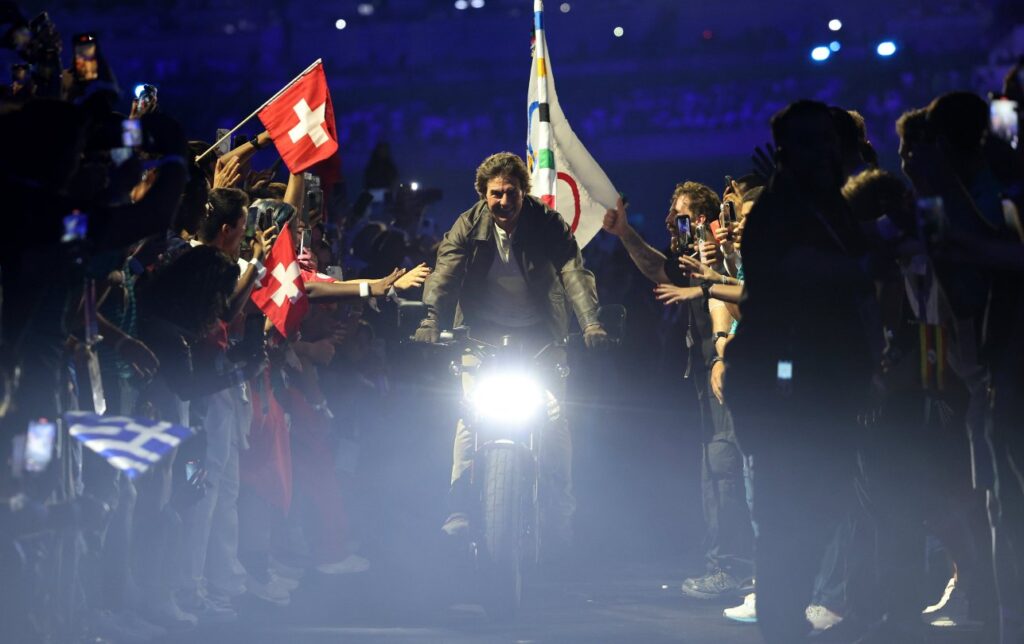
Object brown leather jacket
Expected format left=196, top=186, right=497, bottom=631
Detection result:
left=422, top=195, right=600, bottom=341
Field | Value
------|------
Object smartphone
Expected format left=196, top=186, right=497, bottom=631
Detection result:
left=722, top=201, right=737, bottom=226
left=185, top=459, right=200, bottom=482
left=62, top=210, right=88, bottom=243
left=693, top=222, right=708, bottom=243
left=674, top=214, right=691, bottom=245
left=215, top=128, right=231, bottom=157
left=122, top=119, right=142, bottom=148
left=916, top=196, right=947, bottom=244
left=271, top=202, right=295, bottom=229
left=776, top=360, right=793, bottom=395
left=990, top=98, right=1019, bottom=150
left=300, top=229, right=312, bottom=252
left=25, top=418, right=56, bottom=473
left=245, top=204, right=260, bottom=241
left=134, top=83, right=158, bottom=113
left=72, top=33, right=99, bottom=82
left=110, top=147, right=132, bottom=166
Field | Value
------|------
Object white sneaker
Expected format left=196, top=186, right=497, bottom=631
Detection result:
left=269, top=569, right=300, bottom=591
left=723, top=593, right=757, bottom=623
left=923, top=577, right=972, bottom=627
left=247, top=574, right=291, bottom=606
left=805, top=604, right=843, bottom=631
left=269, top=556, right=306, bottom=581
left=315, top=554, right=370, bottom=575
left=139, top=596, right=198, bottom=631
left=924, top=576, right=956, bottom=614
left=177, top=592, right=237, bottom=624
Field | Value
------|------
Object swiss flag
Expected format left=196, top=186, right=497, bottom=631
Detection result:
left=250, top=226, right=309, bottom=337
left=258, top=63, right=339, bottom=175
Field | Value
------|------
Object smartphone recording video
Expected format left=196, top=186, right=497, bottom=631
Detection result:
left=72, top=33, right=99, bottom=82
left=121, top=119, right=142, bottom=147
left=675, top=214, right=691, bottom=244
left=215, top=128, right=231, bottom=157
left=991, top=98, right=1019, bottom=150
left=25, top=418, right=56, bottom=473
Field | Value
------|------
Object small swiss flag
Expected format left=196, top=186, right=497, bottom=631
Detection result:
left=258, top=62, right=339, bottom=175
left=250, top=226, right=309, bottom=338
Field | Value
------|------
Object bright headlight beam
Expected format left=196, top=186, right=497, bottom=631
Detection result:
left=471, top=373, right=545, bottom=426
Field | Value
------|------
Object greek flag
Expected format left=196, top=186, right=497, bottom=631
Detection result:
left=66, top=412, right=193, bottom=479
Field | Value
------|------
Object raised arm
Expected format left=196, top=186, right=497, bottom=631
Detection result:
left=602, top=197, right=670, bottom=284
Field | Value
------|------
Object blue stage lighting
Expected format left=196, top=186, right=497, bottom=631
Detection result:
left=811, top=46, right=831, bottom=62
left=829, top=41, right=841, bottom=52
left=877, top=41, right=897, bottom=57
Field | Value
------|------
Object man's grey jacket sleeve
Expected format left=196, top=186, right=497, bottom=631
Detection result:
left=421, top=213, right=471, bottom=327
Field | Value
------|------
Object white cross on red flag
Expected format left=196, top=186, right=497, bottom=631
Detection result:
left=250, top=226, right=309, bottom=337
left=258, top=62, right=339, bottom=175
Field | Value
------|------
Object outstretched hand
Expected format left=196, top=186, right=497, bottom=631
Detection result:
left=394, top=263, right=431, bottom=291
left=371, top=267, right=407, bottom=297
left=654, top=283, right=703, bottom=305
left=678, top=254, right=723, bottom=282
left=213, top=155, right=241, bottom=189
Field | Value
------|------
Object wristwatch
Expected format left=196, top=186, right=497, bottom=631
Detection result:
left=700, top=281, right=712, bottom=300
left=249, top=134, right=263, bottom=150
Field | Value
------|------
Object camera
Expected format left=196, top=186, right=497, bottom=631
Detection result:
left=72, top=32, right=98, bottom=82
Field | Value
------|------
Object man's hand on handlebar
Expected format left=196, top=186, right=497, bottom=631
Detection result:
left=413, top=319, right=441, bottom=344
left=583, top=323, right=611, bottom=350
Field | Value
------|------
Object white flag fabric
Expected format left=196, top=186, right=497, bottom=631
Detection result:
left=527, top=0, right=618, bottom=249
left=67, top=411, right=193, bottom=479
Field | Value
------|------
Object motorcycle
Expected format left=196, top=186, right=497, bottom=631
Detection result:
left=434, top=307, right=624, bottom=620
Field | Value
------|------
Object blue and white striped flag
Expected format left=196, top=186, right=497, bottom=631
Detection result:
left=66, top=412, right=193, bottom=479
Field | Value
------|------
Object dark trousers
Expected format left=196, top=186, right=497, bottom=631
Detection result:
left=989, top=356, right=1024, bottom=643
left=702, top=389, right=753, bottom=578
left=750, top=425, right=857, bottom=643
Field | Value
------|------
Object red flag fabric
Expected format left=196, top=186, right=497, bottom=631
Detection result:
left=258, top=63, right=339, bottom=174
left=250, top=226, right=309, bottom=337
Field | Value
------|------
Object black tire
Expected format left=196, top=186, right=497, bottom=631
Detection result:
left=479, top=445, right=524, bottom=620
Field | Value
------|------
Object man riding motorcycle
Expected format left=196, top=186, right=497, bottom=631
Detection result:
left=413, top=152, right=609, bottom=546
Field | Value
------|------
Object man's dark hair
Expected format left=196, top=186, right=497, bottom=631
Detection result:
left=198, top=187, right=248, bottom=243
left=475, top=152, right=531, bottom=198
left=138, top=245, right=239, bottom=337
left=668, top=181, right=721, bottom=222
left=842, top=168, right=910, bottom=224
left=895, top=108, right=927, bottom=143
left=926, top=92, right=989, bottom=154
left=189, top=141, right=216, bottom=183
left=741, top=186, right=764, bottom=206
left=248, top=181, right=287, bottom=201
left=770, top=99, right=833, bottom=149
left=733, top=173, right=764, bottom=194
left=173, top=162, right=209, bottom=237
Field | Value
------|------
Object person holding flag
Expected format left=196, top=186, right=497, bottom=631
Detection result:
left=413, top=152, right=610, bottom=545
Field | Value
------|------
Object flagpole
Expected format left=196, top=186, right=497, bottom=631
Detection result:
left=196, top=58, right=324, bottom=162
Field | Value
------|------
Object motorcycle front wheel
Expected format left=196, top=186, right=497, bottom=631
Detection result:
left=479, top=444, right=525, bottom=620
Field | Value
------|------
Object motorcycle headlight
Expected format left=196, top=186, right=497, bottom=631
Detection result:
left=470, top=372, right=545, bottom=426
